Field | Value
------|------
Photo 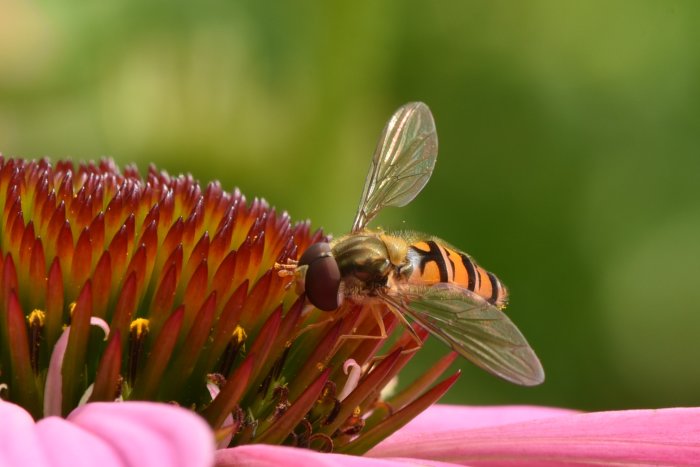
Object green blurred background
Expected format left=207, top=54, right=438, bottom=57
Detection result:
left=2, top=0, right=700, bottom=412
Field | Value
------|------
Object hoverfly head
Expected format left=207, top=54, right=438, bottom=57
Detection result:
left=298, top=242, right=343, bottom=311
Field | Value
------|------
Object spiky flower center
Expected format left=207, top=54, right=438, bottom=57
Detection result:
left=0, top=157, right=457, bottom=454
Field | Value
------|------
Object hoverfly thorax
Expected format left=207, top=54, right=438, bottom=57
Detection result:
left=331, top=234, right=393, bottom=294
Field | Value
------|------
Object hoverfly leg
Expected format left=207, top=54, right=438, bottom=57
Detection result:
left=329, top=305, right=389, bottom=357
left=384, top=303, right=423, bottom=352
left=292, top=313, right=338, bottom=340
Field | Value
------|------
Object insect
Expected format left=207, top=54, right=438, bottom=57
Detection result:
left=278, top=102, right=544, bottom=386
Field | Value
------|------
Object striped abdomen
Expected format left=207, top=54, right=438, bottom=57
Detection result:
left=406, top=240, right=508, bottom=307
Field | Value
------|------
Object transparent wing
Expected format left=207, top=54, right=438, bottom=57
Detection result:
left=351, top=102, right=438, bottom=232
left=384, top=283, right=544, bottom=386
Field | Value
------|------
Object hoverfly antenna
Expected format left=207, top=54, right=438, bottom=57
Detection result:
left=298, top=242, right=342, bottom=311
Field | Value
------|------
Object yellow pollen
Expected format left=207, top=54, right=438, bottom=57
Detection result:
left=315, top=362, right=325, bottom=372
left=352, top=406, right=361, bottom=417
left=232, top=325, right=247, bottom=344
left=68, top=302, right=76, bottom=317
left=26, top=309, right=46, bottom=326
left=321, top=386, right=331, bottom=398
left=129, top=318, right=150, bottom=337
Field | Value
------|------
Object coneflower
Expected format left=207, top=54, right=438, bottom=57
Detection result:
left=0, top=157, right=457, bottom=455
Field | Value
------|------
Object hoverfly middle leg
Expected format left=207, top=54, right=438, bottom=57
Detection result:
left=329, top=304, right=421, bottom=361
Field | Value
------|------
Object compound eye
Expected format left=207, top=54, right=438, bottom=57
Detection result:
left=299, top=242, right=332, bottom=267
left=298, top=243, right=342, bottom=311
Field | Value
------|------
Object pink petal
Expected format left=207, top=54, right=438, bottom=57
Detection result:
left=1, top=400, right=214, bottom=467
left=215, top=444, right=459, bottom=467
left=369, top=407, right=700, bottom=465
left=68, top=402, right=215, bottom=467
left=0, top=400, right=51, bottom=467
left=378, top=404, right=577, bottom=440
left=35, top=417, right=122, bottom=467
left=0, top=401, right=123, bottom=467
left=44, top=317, right=110, bottom=417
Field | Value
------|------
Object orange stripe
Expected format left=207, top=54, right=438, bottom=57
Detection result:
left=413, top=241, right=431, bottom=252
left=418, top=261, right=442, bottom=283
left=476, top=266, right=493, bottom=300
left=445, top=247, right=467, bottom=287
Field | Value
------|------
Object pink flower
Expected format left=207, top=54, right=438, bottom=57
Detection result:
left=0, top=399, right=214, bottom=467
left=215, top=404, right=700, bottom=466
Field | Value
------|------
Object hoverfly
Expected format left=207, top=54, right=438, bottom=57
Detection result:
left=279, top=102, right=544, bottom=386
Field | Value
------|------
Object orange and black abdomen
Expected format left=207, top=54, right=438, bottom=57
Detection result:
left=407, top=240, right=508, bottom=307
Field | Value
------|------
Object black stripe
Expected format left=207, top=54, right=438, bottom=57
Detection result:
left=412, top=241, right=449, bottom=282
left=486, top=272, right=500, bottom=304
left=460, top=254, right=476, bottom=291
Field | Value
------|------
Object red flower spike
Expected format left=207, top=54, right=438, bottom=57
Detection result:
left=91, top=252, right=112, bottom=319
left=239, top=271, right=274, bottom=328
left=322, top=348, right=404, bottom=437
left=0, top=254, right=19, bottom=347
left=131, top=306, right=184, bottom=400
left=255, top=368, right=332, bottom=445
left=388, top=351, right=458, bottom=411
left=201, top=280, right=248, bottom=373
left=181, top=203, right=201, bottom=252
left=46, top=201, right=66, bottom=251
left=209, top=217, right=234, bottom=267
left=104, top=189, right=124, bottom=238
left=142, top=204, right=160, bottom=237
left=160, top=217, right=184, bottom=267
left=55, top=222, right=74, bottom=286
left=161, top=244, right=184, bottom=294
left=336, top=310, right=399, bottom=369
left=28, top=238, right=46, bottom=310
left=76, top=192, right=95, bottom=227
left=243, top=306, right=282, bottom=391
left=89, top=330, right=122, bottom=403
left=123, top=244, right=147, bottom=305
left=210, top=250, right=238, bottom=302
left=183, top=232, right=210, bottom=289
left=61, top=281, right=93, bottom=415
left=87, top=212, right=105, bottom=262
left=56, top=172, right=72, bottom=205
left=356, top=330, right=432, bottom=418
left=181, top=260, right=208, bottom=332
left=149, top=263, right=178, bottom=328
left=136, top=219, right=158, bottom=271
left=44, top=258, right=64, bottom=354
left=6, top=291, right=40, bottom=417
left=122, top=214, right=136, bottom=258
left=342, top=371, right=461, bottom=455
left=70, top=228, right=92, bottom=298
left=287, top=320, right=344, bottom=401
left=110, top=272, right=137, bottom=348
left=163, top=292, right=218, bottom=398
left=274, top=298, right=305, bottom=356
left=18, top=221, right=35, bottom=275
left=38, top=191, right=56, bottom=236
left=229, top=243, right=251, bottom=293
left=202, top=353, right=255, bottom=429
left=107, top=225, right=129, bottom=290
left=9, top=208, right=25, bottom=253
left=158, top=190, right=176, bottom=234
